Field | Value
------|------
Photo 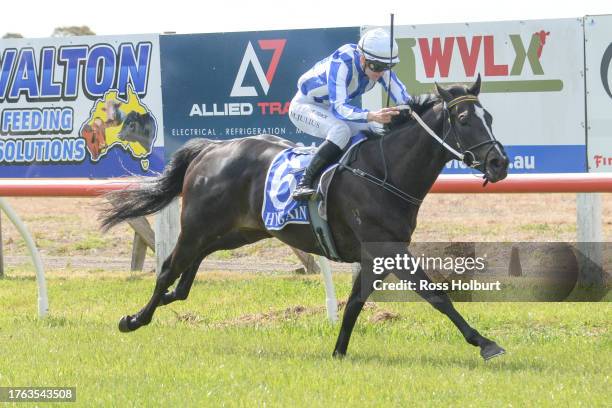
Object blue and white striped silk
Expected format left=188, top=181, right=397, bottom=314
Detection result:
left=296, top=44, right=411, bottom=123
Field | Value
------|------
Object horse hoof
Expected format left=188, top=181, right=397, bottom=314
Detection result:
left=118, top=315, right=136, bottom=333
left=332, top=350, right=346, bottom=360
left=481, top=342, right=506, bottom=361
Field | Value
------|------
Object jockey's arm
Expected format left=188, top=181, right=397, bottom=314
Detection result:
left=328, top=60, right=369, bottom=122
left=328, top=60, right=399, bottom=125
left=378, top=71, right=413, bottom=106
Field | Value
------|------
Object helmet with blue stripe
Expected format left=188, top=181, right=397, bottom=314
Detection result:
left=358, top=28, right=399, bottom=64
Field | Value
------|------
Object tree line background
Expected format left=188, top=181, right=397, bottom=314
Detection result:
left=3, top=26, right=95, bottom=38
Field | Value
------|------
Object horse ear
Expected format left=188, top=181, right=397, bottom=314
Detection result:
left=435, top=82, right=453, bottom=102
left=468, top=73, right=482, bottom=96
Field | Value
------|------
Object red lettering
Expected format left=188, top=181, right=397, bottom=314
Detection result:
left=484, top=36, right=508, bottom=76
left=269, top=102, right=282, bottom=115
left=257, top=102, right=269, bottom=115
left=457, top=36, right=482, bottom=77
left=419, top=37, right=454, bottom=78
left=593, top=155, right=612, bottom=168
left=257, top=101, right=291, bottom=115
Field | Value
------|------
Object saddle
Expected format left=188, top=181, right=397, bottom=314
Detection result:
left=262, top=133, right=368, bottom=261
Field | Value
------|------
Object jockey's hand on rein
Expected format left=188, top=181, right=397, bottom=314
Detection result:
left=367, top=107, right=400, bottom=124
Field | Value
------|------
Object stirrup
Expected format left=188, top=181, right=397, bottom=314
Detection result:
left=292, top=185, right=317, bottom=200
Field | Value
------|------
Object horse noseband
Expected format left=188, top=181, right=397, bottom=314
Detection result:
left=461, top=150, right=479, bottom=168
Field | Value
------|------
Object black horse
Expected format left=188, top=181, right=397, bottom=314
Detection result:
left=102, top=76, right=509, bottom=360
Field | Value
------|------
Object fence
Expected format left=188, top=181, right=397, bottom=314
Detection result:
left=1, top=173, right=610, bottom=319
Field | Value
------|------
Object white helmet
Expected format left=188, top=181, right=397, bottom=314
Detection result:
left=358, top=28, right=399, bottom=64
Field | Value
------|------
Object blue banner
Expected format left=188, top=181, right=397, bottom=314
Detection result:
left=443, top=145, right=587, bottom=174
left=160, top=28, right=359, bottom=159
left=0, top=34, right=165, bottom=178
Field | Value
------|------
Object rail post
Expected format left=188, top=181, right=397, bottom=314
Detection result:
left=155, top=198, right=180, bottom=275
left=0, top=198, right=48, bottom=317
left=576, top=193, right=604, bottom=286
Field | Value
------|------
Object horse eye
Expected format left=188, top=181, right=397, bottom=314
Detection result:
left=458, top=111, right=469, bottom=125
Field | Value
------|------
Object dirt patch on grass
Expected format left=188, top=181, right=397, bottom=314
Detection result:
left=172, top=311, right=206, bottom=326
left=210, top=302, right=399, bottom=328
left=212, top=305, right=323, bottom=328
left=369, top=310, right=400, bottom=323
left=336, top=300, right=378, bottom=311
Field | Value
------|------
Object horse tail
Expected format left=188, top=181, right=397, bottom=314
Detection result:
left=100, top=138, right=209, bottom=230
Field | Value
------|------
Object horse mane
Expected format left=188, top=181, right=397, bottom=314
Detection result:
left=386, top=93, right=439, bottom=133
left=362, top=83, right=474, bottom=139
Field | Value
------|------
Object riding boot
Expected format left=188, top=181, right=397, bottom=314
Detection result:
left=292, top=140, right=343, bottom=200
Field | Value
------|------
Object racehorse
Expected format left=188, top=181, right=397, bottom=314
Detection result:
left=101, top=76, right=510, bottom=360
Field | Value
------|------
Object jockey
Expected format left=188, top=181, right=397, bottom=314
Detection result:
left=289, top=28, right=413, bottom=200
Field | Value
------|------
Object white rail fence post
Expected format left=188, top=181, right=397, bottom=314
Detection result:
left=155, top=198, right=180, bottom=276
left=576, top=193, right=604, bottom=286
left=0, top=198, right=48, bottom=318
left=317, top=256, right=338, bottom=323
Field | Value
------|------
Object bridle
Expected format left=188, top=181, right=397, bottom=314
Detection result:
left=338, top=94, right=506, bottom=206
left=403, top=94, right=506, bottom=185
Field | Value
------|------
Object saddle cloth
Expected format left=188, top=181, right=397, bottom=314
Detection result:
left=262, top=133, right=367, bottom=230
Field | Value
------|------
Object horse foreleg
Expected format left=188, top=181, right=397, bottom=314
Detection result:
left=400, top=260, right=506, bottom=361
left=333, top=263, right=389, bottom=358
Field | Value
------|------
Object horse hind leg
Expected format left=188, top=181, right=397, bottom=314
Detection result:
left=159, top=229, right=269, bottom=307
left=118, top=231, right=205, bottom=332
left=158, top=260, right=200, bottom=306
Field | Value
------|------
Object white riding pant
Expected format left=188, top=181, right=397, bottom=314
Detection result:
left=288, top=92, right=380, bottom=149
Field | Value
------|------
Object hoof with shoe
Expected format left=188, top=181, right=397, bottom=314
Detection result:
left=118, top=315, right=137, bottom=333
left=480, top=341, right=506, bottom=360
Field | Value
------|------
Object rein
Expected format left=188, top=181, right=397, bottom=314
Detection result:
left=408, top=106, right=464, bottom=161
left=337, top=162, right=423, bottom=206
left=406, top=95, right=504, bottom=185
left=338, top=93, right=502, bottom=202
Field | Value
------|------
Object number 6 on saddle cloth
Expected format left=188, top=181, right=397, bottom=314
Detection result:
left=262, top=133, right=368, bottom=260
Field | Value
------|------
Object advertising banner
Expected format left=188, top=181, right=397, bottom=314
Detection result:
left=160, top=28, right=359, bottom=158
left=585, top=15, right=612, bottom=173
left=363, top=19, right=587, bottom=174
left=0, top=34, right=164, bottom=178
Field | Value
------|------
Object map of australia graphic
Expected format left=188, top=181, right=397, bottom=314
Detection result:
left=79, top=85, right=157, bottom=171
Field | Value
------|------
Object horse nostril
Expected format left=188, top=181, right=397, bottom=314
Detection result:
left=489, top=158, right=501, bottom=169
left=488, top=156, right=509, bottom=171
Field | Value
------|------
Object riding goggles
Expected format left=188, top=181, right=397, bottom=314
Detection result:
left=366, top=60, right=396, bottom=72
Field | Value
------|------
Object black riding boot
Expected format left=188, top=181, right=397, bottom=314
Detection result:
left=292, top=140, right=343, bottom=200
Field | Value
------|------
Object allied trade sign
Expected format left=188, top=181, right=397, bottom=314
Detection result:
left=0, top=34, right=165, bottom=178
left=160, top=28, right=359, bottom=159
left=363, top=19, right=587, bottom=174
